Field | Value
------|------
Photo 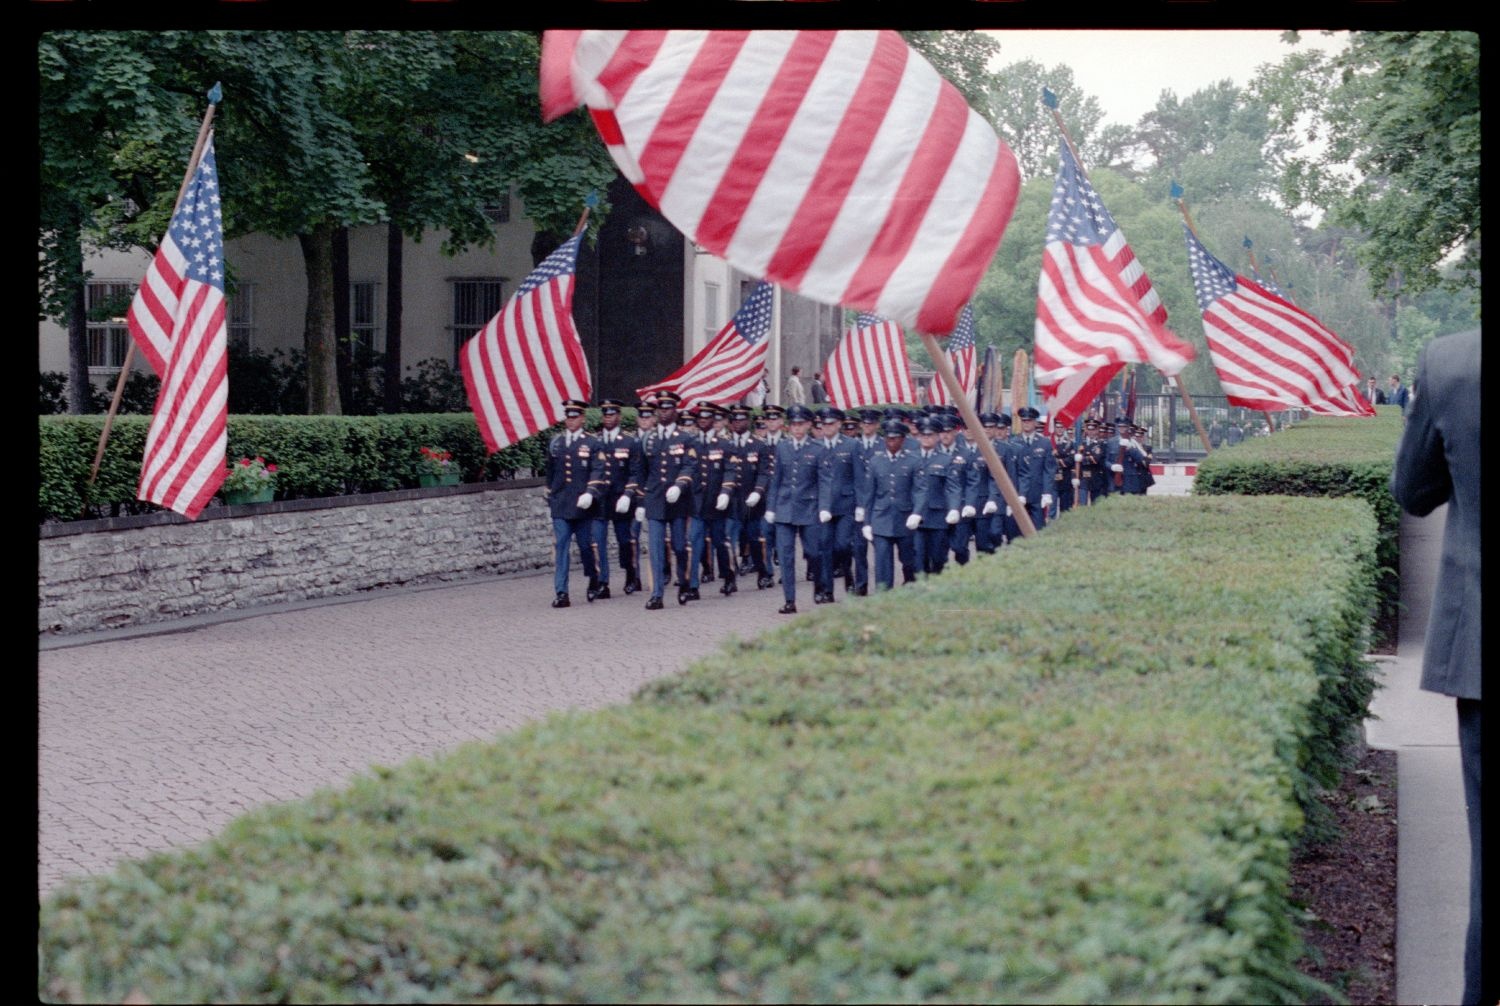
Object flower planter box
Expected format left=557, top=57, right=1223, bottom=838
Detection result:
left=223, top=487, right=274, bottom=506
left=418, top=472, right=461, bottom=488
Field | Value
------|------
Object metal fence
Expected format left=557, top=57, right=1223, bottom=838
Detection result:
left=1080, top=394, right=1310, bottom=463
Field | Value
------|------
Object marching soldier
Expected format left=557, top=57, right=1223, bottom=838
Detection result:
left=687, top=403, right=740, bottom=599
left=940, top=410, right=983, bottom=566
left=1053, top=423, right=1076, bottom=518
left=1079, top=418, right=1108, bottom=506
left=974, top=412, right=1012, bottom=553
left=813, top=406, right=859, bottom=603
left=631, top=399, right=658, bottom=578
left=859, top=418, right=920, bottom=591
left=909, top=416, right=962, bottom=577
left=988, top=411, right=1022, bottom=544
left=588, top=398, right=644, bottom=597
left=765, top=404, right=824, bottom=614
left=544, top=399, right=605, bottom=608
left=848, top=407, right=884, bottom=595
left=639, top=391, right=698, bottom=610
left=1011, top=406, right=1058, bottom=529
left=722, top=406, right=768, bottom=591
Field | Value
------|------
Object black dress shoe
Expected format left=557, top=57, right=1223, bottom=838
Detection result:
left=757, top=574, right=774, bottom=590
left=551, top=592, right=570, bottom=608
left=777, top=602, right=797, bottom=614
left=645, top=596, right=663, bottom=610
left=813, top=592, right=833, bottom=604
left=677, top=588, right=690, bottom=605
left=853, top=585, right=868, bottom=597
left=687, top=587, right=701, bottom=602
left=593, top=585, right=611, bottom=601
left=719, top=577, right=737, bottom=596
left=623, top=579, right=640, bottom=595
left=586, top=580, right=600, bottom=602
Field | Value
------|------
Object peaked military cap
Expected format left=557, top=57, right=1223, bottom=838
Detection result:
left=762, top=404, right=787, bottom=418
left=561, top=399, right=589, bottom=416
left=815, top=406, right=846, bottom=423
left=598, top=398, right=625, bottom=414
left=636, top=401, right=656, bottom=416
left=729, top=406, right=751, bottom=421
left=915, top=416, right=941, bottom=435
left=979, top=411, right=1001, bottom=427
left=858, top=407, right=883, bottom=423
left=654, top=390, right=683, bottom=407
left=785, top=404, right=815, bottom=423
left=997, top=411, right=1012, bottom=426
left=1016, top=406, right=1041, bottom=420
left=881, top=419, right=909, bottom=437
left=936, top=414, right=958, bottom=431
left=882, top=407, right=905, bottom=421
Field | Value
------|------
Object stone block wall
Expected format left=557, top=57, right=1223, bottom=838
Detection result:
left=38, top=481, right=553, bottom=637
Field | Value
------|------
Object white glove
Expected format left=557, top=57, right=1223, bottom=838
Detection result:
left=765, top=510, right=777, bottom=524
left=576, top=492, right=593, bottom=509
left=1074, top=452, right=1083, bottom=462
left=1071, top=479, right=1080, bottom=488
left=854, top=506, right=865, bottom=522
left=1111, top=464, right=1124, bottom=473
left=961, top=505, right=976, bottom=519
left=1006, top=506, right=1013, bottom=517
left=745, top=491, right=761, bottom=507
left=818, top=509, right=832, bottom=524
left=862, top=525, right=874, bottom=542
left=905, top=513, right=922, bottom=530
left=665, top=485, right=681, bottom=503
left=983, top=500, right=998, bottom=516
left=716, top=492, right=730, bottom=511
left=615, top=495, right=631, bottom=514
left=634, top=507, right=645, bottom=523
left=1041, top=494, right=1052, bottom=509
left=945, top=508, right=959, bottom=525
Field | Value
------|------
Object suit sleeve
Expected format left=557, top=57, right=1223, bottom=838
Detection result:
left=1390, top=345, right=1452, bottom=517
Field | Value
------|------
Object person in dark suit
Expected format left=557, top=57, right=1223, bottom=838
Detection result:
left=765, top=404, right=824, bottom=614
left=909, top=416, right=961, bottom=576
left=1389, top=328, right=1484, bottom=1005
left=544, top=400, right=605, bottom=607
left=1010, top=406, right=1058, bottom=527
left=1387, top=373, right=1410, bottom=414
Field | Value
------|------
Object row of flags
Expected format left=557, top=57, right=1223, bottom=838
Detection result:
left=123, top=30, right=1373, bottom=521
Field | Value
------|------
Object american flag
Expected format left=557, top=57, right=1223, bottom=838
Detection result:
left=1184, top=226, right=1373, bottom=417
left=460, top=234, right=593, bottom=454
left=1033, top=142, right=1194, bottom=428
left=637, top=280, right=774, bottom=404
left=540, top=30, right=1021, bottom=337
left=926, top=303, right=977, bottom=407
left=824, top=312, right=917, bottom=408
left=125, top=136, right=228, bottom=520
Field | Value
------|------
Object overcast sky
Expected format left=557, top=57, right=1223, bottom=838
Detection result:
left=982, top=30, right=1351, bottom=128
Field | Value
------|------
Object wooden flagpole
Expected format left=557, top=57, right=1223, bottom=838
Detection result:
left=1164, top=192, right=1229, bottom=453
left=922, top=330, right=1036, bottom=539
left=85, top=84, right=222, bottom=505
left=1009, top=349, right=1027, bottom=437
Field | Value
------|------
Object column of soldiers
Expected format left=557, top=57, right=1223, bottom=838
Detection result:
left=542, top=394, right=1157, bottom=610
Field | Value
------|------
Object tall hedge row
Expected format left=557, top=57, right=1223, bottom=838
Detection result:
left=36, top=412, right=638, bottom=523
left=1193, top=406, right=1404, bottom=645
left=39, top=494, right=1376, bottom=1003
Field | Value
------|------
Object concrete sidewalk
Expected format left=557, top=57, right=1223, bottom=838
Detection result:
left=1364, top=505, right=1468, bottom=1005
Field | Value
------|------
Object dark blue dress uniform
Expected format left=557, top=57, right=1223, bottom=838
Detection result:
left=814, top=409, right=859, bottom=602
left=943, top=428, right=984, bottom=566
left=640, top=417, right=698, bottom=609
left=721, top=420, right=769, bottom=590
left=1053, top=431, right=1077, bottom=518
left=848, top=413, right=884, bottom=595
left=589, top=403, right=645, bottom=597
left=1116, top=425, right=1155, bottom=495
left=858, top=424, right=919, bottom=591
left=1080, top=423, right=1109, bottom=505
left=544, top=405, right=604, bottom=606
left=687, top=417, right=741, bottom=598
left=1010, top=408, right=1059, bottom=530
left=766, top=408, right=824, bottom=611
left=909, top=427, right=962, bottom=576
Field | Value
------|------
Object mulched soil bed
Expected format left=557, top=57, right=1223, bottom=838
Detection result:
left=1291, top=743, right=1398, bottom=1005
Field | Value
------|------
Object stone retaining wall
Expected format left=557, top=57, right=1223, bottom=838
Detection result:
left=39, top=481, right=553, bottom=637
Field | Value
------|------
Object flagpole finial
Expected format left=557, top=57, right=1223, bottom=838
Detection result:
left=1169, top=181, right=1184, bottom=200
left=584, top=190, right=599, bottom=209
left=1041, top=87, right=1058, bottom=109
left=1242, top=236, right=1253, bottom=249
left=207, top=82, right=222, bottom=104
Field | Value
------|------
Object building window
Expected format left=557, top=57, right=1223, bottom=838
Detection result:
left=449, top=278, right=506, bottom=360
left=351, top=281, right=381, bottom=354
left=228, top=283, right=256, bottom=350
left=86, top=281, right=133, bottom=370
left=703, top=281, right=721, bottom=343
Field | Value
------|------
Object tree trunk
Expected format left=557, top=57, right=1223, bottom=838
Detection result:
left=298, top=225, right=342, bottom=415
left=332, top=226, right=352, bottom=410
left=64, top=230, right=92, bottom=414
left=383, top=220, right=404, bottom=414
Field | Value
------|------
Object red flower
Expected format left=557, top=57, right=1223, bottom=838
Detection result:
left=266, top=464, right=278, bottom=473
left=239, top=458, right=252, bottom=467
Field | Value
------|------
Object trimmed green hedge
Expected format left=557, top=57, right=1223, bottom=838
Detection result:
left=39, top=495, right=1375, bottom=1003
left=37, top=411, right=637, bottom=523
left=1193, top=406, right=1403, bottom=646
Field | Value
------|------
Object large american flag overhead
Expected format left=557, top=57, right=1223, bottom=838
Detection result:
left=460, top=234, right=593, bottom=454
left=1184, top=226, right=1372, bottom=417
left=125, top=136, right=229, bottom=520
left=824, top=312, right=918, bottom=408
left=1033, top=142, right=1194, bottom=427
left=926, top=303, right=977, bottom=407
left=540, top=30, right=1021, bottom=336
left=638, top=280, right=774, bottom=405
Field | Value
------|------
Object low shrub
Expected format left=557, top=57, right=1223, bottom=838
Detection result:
left=39, top=495, right=1376, bottom=1003
left=1194, top=406, right=1403, bottom=647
